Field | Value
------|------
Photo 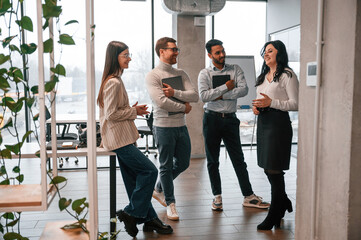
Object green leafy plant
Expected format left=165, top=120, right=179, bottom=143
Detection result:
left=1, top=1, right=120, bottom=239
left=0, top=0, right=107, bottom=239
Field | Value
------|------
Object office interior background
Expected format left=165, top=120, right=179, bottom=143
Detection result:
left=1, top=0, right=360, bottom=239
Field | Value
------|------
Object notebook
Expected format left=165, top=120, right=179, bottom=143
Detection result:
left=46, top=140, right=79, bottom=150
left=212, top=74, right=230, bottom=88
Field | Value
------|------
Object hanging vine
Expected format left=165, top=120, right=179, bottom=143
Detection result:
left=0, top=0, right=112, bottom=239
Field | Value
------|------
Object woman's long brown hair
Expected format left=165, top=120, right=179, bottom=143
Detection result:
left=97, top=41, right=128, bottom=108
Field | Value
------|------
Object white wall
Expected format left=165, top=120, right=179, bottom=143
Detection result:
left=266, top=0, right=300, bottom=36
left=296, top=0, right=361, bottom=239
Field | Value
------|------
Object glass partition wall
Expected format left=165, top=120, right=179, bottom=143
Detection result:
left=209, top=1, right=267, bottom=145
left=270, top=26, right=300, bottom=143
left=12, top=0, right=273, bottom=146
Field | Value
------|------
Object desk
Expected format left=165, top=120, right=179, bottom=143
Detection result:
left=0, top=143, right=117, bottom=233
left=45, top=114, right=99, bottom=141
left=47, top=114, right=99, bottom=124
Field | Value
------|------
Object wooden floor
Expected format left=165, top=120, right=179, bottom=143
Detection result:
left=3, top=146, right=296, bottom=240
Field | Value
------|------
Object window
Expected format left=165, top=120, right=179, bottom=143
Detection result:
left=270, top=26, right=300, bottom=143
left=211, top=1, right=267, bottom=145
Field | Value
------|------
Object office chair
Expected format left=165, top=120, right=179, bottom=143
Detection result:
left=137, top=112, right=157, bottom=158
left=45, top=107, right=78, bottom=141
left=45, top=107, right=79, bottom=168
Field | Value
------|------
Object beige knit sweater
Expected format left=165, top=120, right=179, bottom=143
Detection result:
left=146, top=61, right=199, bottom=127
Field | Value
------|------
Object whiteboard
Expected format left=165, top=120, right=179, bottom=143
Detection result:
left=225, top=55, right=256, bottom=108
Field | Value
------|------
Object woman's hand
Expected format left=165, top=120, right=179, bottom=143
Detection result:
left=252, top=106, right=260, bottom=115
left=133, top=102, right=149, bottom=116
left=252, top=93, right=272, bottom=109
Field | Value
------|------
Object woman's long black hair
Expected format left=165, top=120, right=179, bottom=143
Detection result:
left=255, top=40, right=293, bottom=87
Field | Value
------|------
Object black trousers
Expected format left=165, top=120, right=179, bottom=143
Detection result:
left=203, top=111, right=253, bottom=196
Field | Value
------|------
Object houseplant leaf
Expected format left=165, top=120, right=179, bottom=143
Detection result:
left=0, top=54, right=10, bottom=65
left=58, top=34, right=75, bottom=45
left=15, top=16, right=33, bottom=32
left=65, top=20, right=79, bottom=26
left=50, top=176, right=67, bottom=185
left=43, top=38, right=53, bottom=53
left=21, top=43, right=37, bottom=54
left=0, top=0, right=11, bottom=16
left=50, top=64, right=66, bottom=76
left=59, top=197, right=72, bottom=211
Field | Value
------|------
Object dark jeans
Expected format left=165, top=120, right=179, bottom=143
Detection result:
left=203, top=112, right=253, bottom=197
left=113, top=144, right=158, bottom=223
left=153, top=126, right=191, bottom=205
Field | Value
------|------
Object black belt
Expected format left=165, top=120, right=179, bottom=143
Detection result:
left=257, top=107, right=284, bottom=112
left=205, top=109, right=236, bottom=118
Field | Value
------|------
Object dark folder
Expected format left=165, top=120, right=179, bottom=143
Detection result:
left=162, top=76, right=185, bottom=104
left=212, top=74, right=230, bottom=88
left=162, top=76, right=184, bottom=91
left=162, top=76, right=185, bottom=115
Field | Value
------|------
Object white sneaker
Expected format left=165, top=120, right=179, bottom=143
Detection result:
left=212, top=195, right=223, bottom=211
left=243, top=194, right=270, bottom=209
left=167, top=203, right=179, bottom=221
left=152, top=190, right=166, bottom=207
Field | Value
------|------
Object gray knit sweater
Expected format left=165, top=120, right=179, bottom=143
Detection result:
left=146, top=61, right=199, bottom=127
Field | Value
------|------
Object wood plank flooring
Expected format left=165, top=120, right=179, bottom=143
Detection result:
left=1, top=146, right=296, bottom=240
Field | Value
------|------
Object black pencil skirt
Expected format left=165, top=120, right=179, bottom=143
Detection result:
left=256, top=108, right=293, bottom=170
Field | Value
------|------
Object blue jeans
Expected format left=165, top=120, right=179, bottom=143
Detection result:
left=203, top=112, right=253, bottom=197
left=113, top=144, right=158, bottom=223
left=153, top=126, right=191, bottom=205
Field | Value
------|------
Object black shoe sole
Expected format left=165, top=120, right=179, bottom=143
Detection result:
left=143, top=226, right=173, bottom=234
left=211, top=207, right=223, bottom=211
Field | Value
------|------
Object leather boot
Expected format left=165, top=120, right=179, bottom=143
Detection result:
left=116, top=209, right=138, bottom=237
left=143, top=217, right=173, bottom=234
left=257, top=172, right=292, bottom=230
left=269, top=172, right=293, bottom=218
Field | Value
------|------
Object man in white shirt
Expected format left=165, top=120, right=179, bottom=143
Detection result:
left=198, top=39, right=270, bottom=211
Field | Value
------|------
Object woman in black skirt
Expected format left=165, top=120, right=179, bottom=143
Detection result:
left=252, top=40, right=299, bottom=230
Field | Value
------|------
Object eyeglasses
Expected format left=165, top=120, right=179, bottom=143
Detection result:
left=119, top=53, right=132, bottom=58
left=162, top=47, right=180, bottom=53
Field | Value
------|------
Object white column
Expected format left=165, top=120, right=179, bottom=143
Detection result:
left=85, top=0, right=98, bottom=239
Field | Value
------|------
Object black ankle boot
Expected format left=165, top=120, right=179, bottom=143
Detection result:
left=280, top=196, right=293, bottom=218
left=143, top=217, right=173, bottom=234
left=116, top=210, right=138, bottom=237
left=257, top=199, right=282, bottom=230
left=257, top=213, right=281, bottom=230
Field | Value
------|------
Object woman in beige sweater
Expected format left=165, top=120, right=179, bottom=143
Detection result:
left=97, top=41, right=172, bottom=237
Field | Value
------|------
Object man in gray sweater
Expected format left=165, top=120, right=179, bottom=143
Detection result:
left=146, top=37, right=199, bottom=221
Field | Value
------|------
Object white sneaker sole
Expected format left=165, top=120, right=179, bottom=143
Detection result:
left=167, top=214, right=179, bottom=221
left=242, top=202, right=270, bottom=209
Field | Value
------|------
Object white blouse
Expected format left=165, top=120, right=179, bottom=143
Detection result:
left=256, top=68, right=299, bottom=111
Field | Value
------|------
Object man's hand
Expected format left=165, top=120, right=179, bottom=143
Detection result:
left=133, top=102, right=149, bottom=116
left=225, top=79, right=235, bottom=90
left=215, top=95, right=223, bottom=100
left=162, top=83, right=175, bottom=97
left=184, top=102, right=192, bottom=114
